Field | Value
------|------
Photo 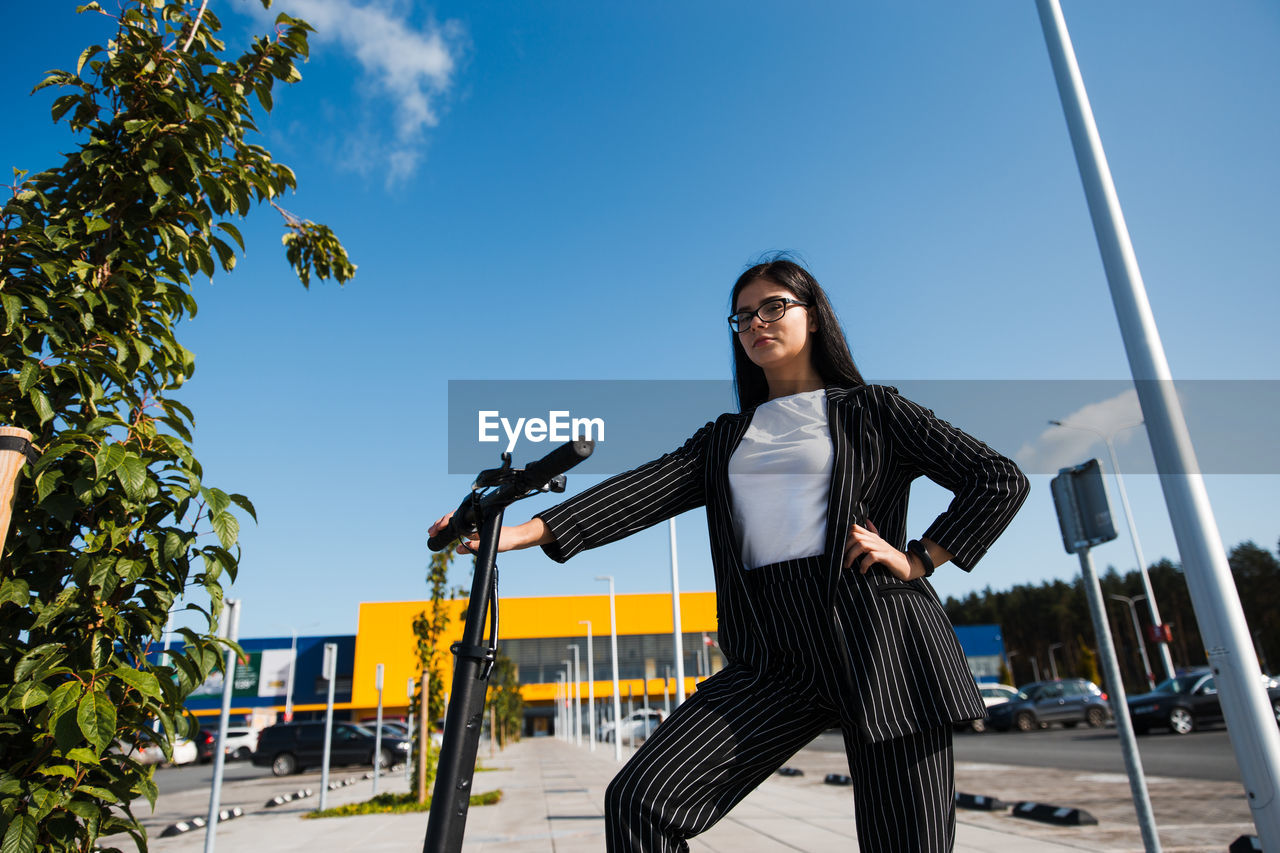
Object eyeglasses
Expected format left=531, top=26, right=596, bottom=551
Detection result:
left=727, top=297, right=810, bottom=333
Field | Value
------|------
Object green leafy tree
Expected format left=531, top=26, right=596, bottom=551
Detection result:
left=0, top=2, right=352, bottom=850
left=1076, top=634, right=1102, bottom=687
left=487, top=650, right=523, bottom=748
left=409, top=549, right=455, bottom=797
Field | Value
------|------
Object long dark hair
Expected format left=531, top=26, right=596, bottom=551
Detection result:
left=730, top=255, right=864, bottom=411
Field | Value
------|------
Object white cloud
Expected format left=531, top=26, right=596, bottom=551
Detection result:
left=1016, top=388, right=1145, bottom=473
left=234, top=0, right=465, bottom=183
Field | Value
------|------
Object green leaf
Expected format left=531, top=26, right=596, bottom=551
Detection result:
left=202, top=487, right=230, bottom=516
left=36, top=765, right=78, bottom=780
left=211, top=511, right=239, bottom=550
left=45, top=681, right=83, bottom=722
left=28, top=388, right=54, bottom=425
left=10, top=682, right=51, bottom=710
left=14, top=643, right=63, bottom=681
left=0, top=578, right=30, bottom=607
left=75, top=785, right=118, bottom=804
left=229, top=493, right=258, bottom=522
left=85, top=216, right=110, bottom=234
left=94, top=444, right=126, bottom=478
left=17, top=361, right=38, bottom=394
left=65, top=747, right=100, bottom=765
left=112, top=667, right=161, bottom=699
left=116, top=455, right=147, bottom=497
left=132, top=337, right=153, bottom=367
left=115, top=558, right=146, bottom=584
left=215, top=221, right=244, bottom=250
left=211, top=235, right=237, bottom=272
left=132, top=773, right=158, bottom=809
left=76, top=690, right=116, bottom=752
left=147, top=173, right=172, bottom=196
left=1, top=293, right=20, bottom=331
left=1, top=813, right=36, bottom=853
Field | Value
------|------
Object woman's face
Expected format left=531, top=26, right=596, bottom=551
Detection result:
left=733, top=278, right=818, bottom=373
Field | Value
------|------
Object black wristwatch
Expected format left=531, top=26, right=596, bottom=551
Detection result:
left=907, top=539, right=935, bottom=578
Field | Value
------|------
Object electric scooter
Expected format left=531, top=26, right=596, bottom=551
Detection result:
left=423, top=437, right=593, bottom=852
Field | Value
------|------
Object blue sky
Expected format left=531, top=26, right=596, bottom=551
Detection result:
left=4, top=2, right=1278, bottom=640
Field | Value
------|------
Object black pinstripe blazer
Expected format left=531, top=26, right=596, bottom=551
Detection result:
left=536, top=384, right=1030, bottom=742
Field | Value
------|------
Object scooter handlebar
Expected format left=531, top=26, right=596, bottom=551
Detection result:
left=427, top=438, right=594, bottom=552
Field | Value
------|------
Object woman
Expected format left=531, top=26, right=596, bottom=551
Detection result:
left=430, top=257, right=1029, bottom=852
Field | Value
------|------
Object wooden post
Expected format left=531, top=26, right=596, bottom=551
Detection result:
left=0, top=427, right=35, bottom=562
left=417, top=671, right=429, bottom=804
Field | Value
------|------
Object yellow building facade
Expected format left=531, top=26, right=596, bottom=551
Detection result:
left=350, top=592, right=721, bottom=724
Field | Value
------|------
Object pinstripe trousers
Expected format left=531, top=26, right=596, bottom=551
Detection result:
left=603, top=557, right=956, bottom=853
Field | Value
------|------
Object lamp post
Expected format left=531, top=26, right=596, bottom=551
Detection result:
left=1050, top=418, right=1175, bottom=682
left=284, top=628, right=297, bottom=722
left=561, top=660, right=573, bottom=743
left=578, top=620, right=596, bottom=750
left=1048, top=643, right=1064, bottom=681
left=555, top=673, right=565, bottom=741
left=1111, top=594, right=1156, bottom=690
left=596, top=575, right=623, bottom=761
left=568, top=644, right=582, bottom=747
left=669, top=518, right=687, bottom=708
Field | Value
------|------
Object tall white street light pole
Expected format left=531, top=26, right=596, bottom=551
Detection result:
left=596, top=575, right=623, bottom=761
left=1050, top=418, right=1176, bottom=681
left=1111, top=593, right=1156, bottom=690
left=568, top=644, right=582, bottom=747
left=579, top=620, right=596, bottom=751
left=1038, top=1, right=1280, bottom=842
left=669, top=519, right=686, bottom=708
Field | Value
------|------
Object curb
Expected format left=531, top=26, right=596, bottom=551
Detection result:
left=265, top=788, right=315, bottom=808
left=1011, top=801, right=1098, bottom=826
left=159, top=807, right=245, bottom=837
left=955, top=792, right=1007, bottom=811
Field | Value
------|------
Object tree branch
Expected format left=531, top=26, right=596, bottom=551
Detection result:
left=180, top=0, right=210, bottom=54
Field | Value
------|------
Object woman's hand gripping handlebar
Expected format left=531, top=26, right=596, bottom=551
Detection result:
left=427, top=437, right=594, bottom=554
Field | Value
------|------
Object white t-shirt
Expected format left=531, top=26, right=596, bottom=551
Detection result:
left=727, top=389, right=833, bottom=570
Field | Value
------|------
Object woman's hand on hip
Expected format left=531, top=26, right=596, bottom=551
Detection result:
left=427, top=514, right=553, bottom=556
left=843, top=519, right=917, bottom=581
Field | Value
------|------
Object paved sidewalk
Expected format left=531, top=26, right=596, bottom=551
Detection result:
left=141, top=736, right=1256, bottom=852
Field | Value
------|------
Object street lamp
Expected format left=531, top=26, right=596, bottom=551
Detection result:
left=561, top=660, right=573, bottom=742
left=1048, top=642, right=1064, bottom=681
left=1049, top=418, right=1176, bottom=681
left=578, top=620, right=596, bottom=751
left=555, top=672, right=565, bottom=741
left=1111, top=593, right=1156, bottom=690
left=596, top=575, right=623, bottom=761
left=568, top=644, right=582, bottom=747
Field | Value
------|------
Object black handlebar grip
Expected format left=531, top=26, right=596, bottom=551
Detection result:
left=427, top=495, right=475, bottom=553
left=426, top=526, right=457, bottom=553
left=521, top=437, right=594, bottom=489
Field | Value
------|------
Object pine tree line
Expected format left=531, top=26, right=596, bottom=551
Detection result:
left=943, top=539, right=1280, bottom=693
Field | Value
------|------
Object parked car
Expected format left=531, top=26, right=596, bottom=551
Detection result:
left=961, top=683, right=1020, bottom=733
left=987, top=679, right=1111, bottom=732
left=252, top=721, right=410, bottom=776
left=194, top=729, right=217, bottom=763
left=600, top=708, right=666, bottom=743
left=221, top=726, right=259, bottom=760
left=114, top=734, right=198, bottom=766
left=1128, top=669, right=1280, bottom=735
